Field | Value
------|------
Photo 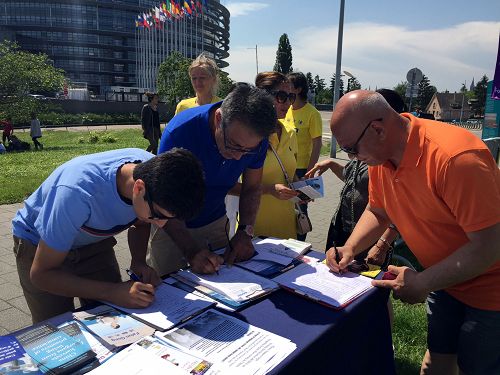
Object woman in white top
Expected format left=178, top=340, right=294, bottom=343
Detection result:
left=30, top=113, right=43, bottom=150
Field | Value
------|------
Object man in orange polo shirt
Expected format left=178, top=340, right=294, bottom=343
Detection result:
left=326, top=90, right=500, bottom=375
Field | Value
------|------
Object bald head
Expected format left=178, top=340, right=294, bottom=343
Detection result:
left=331, top=90, right=408, bottom=165
left=331, top=90, right=394, bottom=137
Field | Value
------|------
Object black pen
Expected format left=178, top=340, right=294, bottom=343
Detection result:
left=332, top=242, right=342, bottom=276
left=125, top=269, right=153, bottom=295
left=206, top=240, right=220, bottom=275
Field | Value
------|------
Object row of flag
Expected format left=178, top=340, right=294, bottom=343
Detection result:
left=136, top=0, right=208, bottom=29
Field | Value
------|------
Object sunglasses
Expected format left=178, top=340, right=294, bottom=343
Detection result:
left=144, top=188, right=176, bottom=221
left=220, top=119, right=261, bottom=155
left=339, top=118, right=383, bottom=155
left=270, top=90, right=296, bottom=104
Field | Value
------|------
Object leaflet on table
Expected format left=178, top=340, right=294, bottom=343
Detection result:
left=14, top=322, right=97, bottom=374
left=289, top=176, right=324, bottom=203
left=174, top=265, right=279, bottom=303
left=155, top=309, right=297, bottom=375
left=163, top=276, right=249, bottom=312
left=272, top=262, right=374, bottom=309
left=73, top=305, right=155, bottom=348
left=105, top=283, right=215, bottom=331
left=0, top=335, right=42, bottom=374
left=57, top=321, right=114, bottom=365
left=86, top=340, right=186, bottom=375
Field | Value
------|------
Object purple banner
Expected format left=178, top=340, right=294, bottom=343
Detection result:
left=492, top=33, right=500, bottom=100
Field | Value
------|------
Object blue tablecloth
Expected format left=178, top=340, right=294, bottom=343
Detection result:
left=231, top=286, right=395, bottom=375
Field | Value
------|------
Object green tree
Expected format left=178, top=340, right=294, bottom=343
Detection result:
left=346, top=76, right=361, bottom=93
left=157, top=52, right=193, bottom=117
left=314, top=75, right=326, bottom=92
left=329, top=73, right=344, bottom=97
left=273, top=33, right=293, bottom=74
left=393, top=81, right=408, bottom=101
left=0, top=41, right=65, bottom=123
left=316, top=89, right=333, bottom=104
left=416, top=74, right=436, bottom=110
left=473, top=75, right=488, bottom=116
left=306, top=72, right=315, bottom=92
left=217, top=70, right=234, bottom=99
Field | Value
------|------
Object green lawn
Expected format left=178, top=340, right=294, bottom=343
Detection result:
left=1, top=131, right=427, bottom=372
left=0, top=128, right=149, bottom=204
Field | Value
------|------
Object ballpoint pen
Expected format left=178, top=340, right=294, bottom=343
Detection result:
left=206, top=240, right=220, bottom=275
left=125, top=269, right=153, bottom=295
left=332, top=242, right=342, bottom=276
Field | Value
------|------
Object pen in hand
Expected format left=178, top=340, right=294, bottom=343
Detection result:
left=125, top=269, right=153, bottom=295
left=205, top=240, right=220, bottom=275
left=332, top=242, right=342, bottom=276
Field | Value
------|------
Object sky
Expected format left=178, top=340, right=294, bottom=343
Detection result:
left=221, top=0, right=500, bottom=93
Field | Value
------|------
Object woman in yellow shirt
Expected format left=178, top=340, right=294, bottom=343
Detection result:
left=175, top=54, right=221, bottom=114
left=231, top=72, right=299, bottom=239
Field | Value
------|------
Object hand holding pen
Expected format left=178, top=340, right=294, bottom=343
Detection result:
left=126, top=268, right=155, bottom=296
left=326, top=242, right=354, bottom=275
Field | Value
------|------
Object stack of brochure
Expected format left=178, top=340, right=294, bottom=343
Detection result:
left=8, top=322, right=98, bottom=374
left=173, top=265, right=279, bottom=305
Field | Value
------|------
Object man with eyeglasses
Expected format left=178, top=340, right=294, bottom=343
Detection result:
left=285, top=72, right=323, bottom=240
left=12, top=148, right=204, bottom=323
left=149, top=83, right=276, bottom=276
left=327, top=90, right=500, bottom=375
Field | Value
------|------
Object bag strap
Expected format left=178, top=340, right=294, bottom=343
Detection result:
left=269, top=144, right=305, bottom=213
left=269, top=144, right=292, bottom=187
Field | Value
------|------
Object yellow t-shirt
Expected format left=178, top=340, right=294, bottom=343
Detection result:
left=253, top=121, right=298, bottom=240
left=284, top=102, right=322, bottom=169
left=175, top=96, right=222, bottom=115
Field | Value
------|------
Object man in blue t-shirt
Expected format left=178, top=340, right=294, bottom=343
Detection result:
left=12, top=148, right=204, bottom=323
left=149, top=83, right=277, bottom=276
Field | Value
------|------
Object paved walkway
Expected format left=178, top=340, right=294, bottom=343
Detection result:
left=0, top=155, right=348, bottom=333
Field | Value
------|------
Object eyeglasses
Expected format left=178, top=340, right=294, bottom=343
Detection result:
left=220, top=119, right=261, bottom=155
left=339, top=118, right=383, bottom=155
left=270, top=90, right=296, bottom=104
left=144, top=188, right=176, bottom=221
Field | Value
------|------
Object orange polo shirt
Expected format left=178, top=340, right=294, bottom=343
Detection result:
left=369, top=114, right=500, bottom=310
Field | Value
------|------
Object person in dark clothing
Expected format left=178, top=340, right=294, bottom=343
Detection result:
left=141, top=92, right=161, bottom=155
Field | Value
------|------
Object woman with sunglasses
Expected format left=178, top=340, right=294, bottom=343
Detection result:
left=175, top=54, right=221, bottom=115
left=230, top=72, right=299, bottom=239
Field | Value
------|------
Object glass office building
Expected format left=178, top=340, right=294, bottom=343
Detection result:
left=0, top=0, right=229, bottom=94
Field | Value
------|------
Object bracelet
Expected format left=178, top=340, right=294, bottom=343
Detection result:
left=378, top=237, right=393, bottom=250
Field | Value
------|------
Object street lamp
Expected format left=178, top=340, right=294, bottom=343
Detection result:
left=459, top=80, right=466, bottom=124
left=330, top=0, right=345, bottom=158
left=247, top=45, right=258, bottom=75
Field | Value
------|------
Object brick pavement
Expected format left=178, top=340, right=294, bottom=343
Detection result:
left=0, top=155, right=347, bottom=333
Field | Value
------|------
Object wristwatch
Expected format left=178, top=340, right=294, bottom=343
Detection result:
left=237, top=224, right=254, bottom=237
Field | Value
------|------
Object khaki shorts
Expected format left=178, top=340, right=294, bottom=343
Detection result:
left=13, top=236, right=121, bottom=323
left=147, top=215, right=229, bottom=277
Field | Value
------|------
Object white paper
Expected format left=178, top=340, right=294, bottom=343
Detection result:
left=176, top=266, right=278, bottom=302
left=273, top=262, right=374, bottom=308
left=289, top=176, right=324, bottom=203
left=106, top=283, right=214, bottom=330
left=87, top=343, right=186, bottom=374
left=155, top=309, right=296, bottom=375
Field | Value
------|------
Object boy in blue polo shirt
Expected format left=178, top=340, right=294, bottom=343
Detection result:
left=148, top=83, right=277, bottom=276
left=12, top=148, right=204, bottom=323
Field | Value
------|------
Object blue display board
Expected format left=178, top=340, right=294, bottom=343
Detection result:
left=482, top=81, right=500, bottom=139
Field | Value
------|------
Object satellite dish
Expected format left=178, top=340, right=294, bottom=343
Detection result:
left=406, top=68, right=423, bottom=84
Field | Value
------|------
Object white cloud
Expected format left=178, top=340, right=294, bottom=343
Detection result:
left=225, top=2, right=269, bottom=17
left=226, top=21, right=500, bottom=92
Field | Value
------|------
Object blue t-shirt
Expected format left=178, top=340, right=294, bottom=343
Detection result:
left=159, top=102, right=268, bottom=228
left=12, top=148, right=153, bottom=252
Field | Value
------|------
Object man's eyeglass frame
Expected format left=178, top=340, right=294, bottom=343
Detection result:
left=339, top=118, right=383, bottom=155
left=144, top=188, right=176, bottom=221
left=220, top=118, right=261, bottom=155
